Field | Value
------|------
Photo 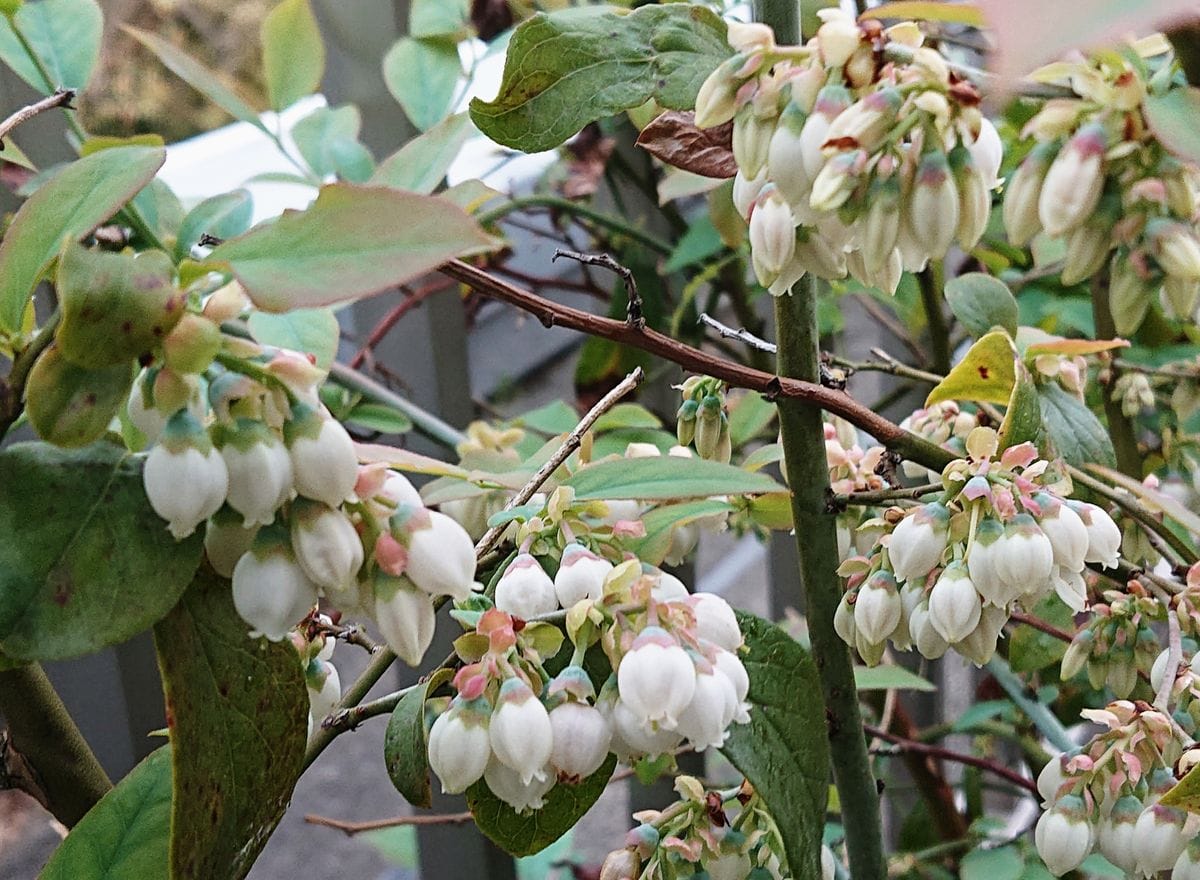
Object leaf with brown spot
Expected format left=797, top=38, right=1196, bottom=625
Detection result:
left=636, top=110, right=736, bottom=179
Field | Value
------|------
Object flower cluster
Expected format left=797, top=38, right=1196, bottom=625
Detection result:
left=426, top=563, right=750, bottom=813
left=835, top=427, right=1121, bottom=666
left=1061, top=582, right=1163, bottom=698
left=1003, top=40, right=1200, bottom=331
left=1036, top=701, right=1200, bottom=876
left=598, top=776, right=837, bottom=880
left=897, top=400, right=979, bottom=480
left=676, top=376, right=732, bottom=462
left=694, top=12, right=1000, bottom=295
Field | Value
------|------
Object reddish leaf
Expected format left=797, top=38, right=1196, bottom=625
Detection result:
left=636, top=111, right=736, bottom=179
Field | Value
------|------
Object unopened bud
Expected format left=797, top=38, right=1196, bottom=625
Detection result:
left=1003, top=141, right=1056, bottom=247
left=1038, top=122, right=1107, bottom=238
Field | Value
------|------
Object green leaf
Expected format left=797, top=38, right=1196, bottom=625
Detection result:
left=728, top=391, right=776, bottom=447
left=345, top=402, right=415, bottom=435
left=853, top=665, right=936, bottom=692
left=565, top=455, right=783, bottom=501
left=0, top=442, right=203, bottom=660
left=926, top=331, right=1017, bottom=407
left=469, top=5, right=731, bottom=152
left=860, top=1, right=985, bottom=26
left=747, top=491, right=793, bottom=530
left=467, top=755, right=617, bottom=856
left=56, top=244, right=182, bottom=368
left=663, top=215, right=723, bottom=273
left=720, top=613, right=829, bottom=880
left=1146, top=87, right=1200, bottom=165
left=944, top=273, right=1019, bottom=340
left=961, top=846, right=1024, bottom=880
left=624, top=499, right=734, bottom=565
left=0, top=145, right=165, bottom=332
left=261, top=0, right=324, bottom=111
left=153, top=568, right=308, bottom=879
left=592, top=403, right=661, bottom=432
left=997, top=365, right=1042, bottom=451
left=39, top=747, right=170, bottom=880
left=410, top=0, right=470, bottom=40
left=1036, top=382, right=1116, bottom=469
left=1009, top=594, right=1073, bottom=673
left=208, top=183, right=497, bottom=311
left=132, top=179, right=185, bottom=243
left=373, top=113, right=472, bottom=194
left=383, top=36, right=461, bottom=131
left=247, top=306, right=339, bottom=370
left=291, top=105, right=370, bottom=179
left=124, top=26, right=264, bottom=131
left=384, top=669, right=454, bottom=809
left=516, top=400, right=579, bottom=434
left=0, top=0, right=102, bottom=93
left=1161, top=757, right=1200, bottom=813
left=24, top=345, right=133, bottom=447
left=175, top=189, right=254, bottom=262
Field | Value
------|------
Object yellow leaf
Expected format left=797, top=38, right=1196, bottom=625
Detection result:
left=926, top=331, right=1017, bottom=407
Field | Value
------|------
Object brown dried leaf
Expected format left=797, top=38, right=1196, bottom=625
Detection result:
left=560, top=123, right=616, bottom=199
left=636, top=110, right=736, bottom=179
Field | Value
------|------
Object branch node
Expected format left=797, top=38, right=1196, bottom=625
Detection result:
left=552, top=248, right=644, bottom=328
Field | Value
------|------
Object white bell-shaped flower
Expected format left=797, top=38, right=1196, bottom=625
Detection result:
left=549, top=701, right=612, bottom=782
left=402, top=509, right=477, bottom=601
left=490, top=678, right=554, bottom=785
left=381, top=469, right=423, bottom=509
left=143, top=411, right=229, bottom=540
left=605, top=694, right=684, bottom=759
left=1037, top=753, right=1069, bottom=805
left=215, top=419, right=292, bottom=526
left=1096, top=795, right=1143, bottom=874
left=284, top=404, right=359, bottom=507
left=689, top=593, right=743, bottom=652
left=713, top=648, right=751, bottom=724
left=706, top=852, right=751, bottom=880
left=1070, top=501, right=1122, bottom=569
left=483, top=756, right=555, bottom=814
left=821, top=845, right=837, bottom=880
left=834, top=590, right=857, bottom=645
left=553, top=543, right=611, bottom=607
left=674, top=664, right=738, bottom=751
left=306, top=659, right=341, bottom=727
left=495, top=553, right=558, bottom=619
left=373, top=575, right=436, bottom=666
left=957, top=604, right=1007, bottom=667
left=967, top=517, right=1011, bottom=607
left=1037, top=496, right=1089, bottom=572
left=428, top=698, right=492, bottom=794
left=994, top=514, right=1055, bottom=599
left=203, top=507, right=259, bottom=578
left=1173, top=840, right=1200, bottom=880
left=910, top=599, right=949, bottom=659
left=1035, top=795, right=1094, bottom=876
left=617, top=627, right=697, bottom=728
left=888, top=503, right=950, bottom=584
left=1052, top=566, right=1088, bottom=613
left=231, top=529, right=318, bottom=640
left=1135, top=803, right=1188, bottom=875
left=853, top=570, right=902, bottom=646
left=927, top=562, right=981, bottom=644
left=290, top=499, right=363, bottom=594
left=650, top=568, right=690, bottom=602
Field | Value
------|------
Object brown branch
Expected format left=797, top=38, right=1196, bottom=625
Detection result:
left=0, top=89, right=74, bottom=147
left=552, top=248, right=643, bottom=326
left=886, top=703, right=968, bottom=841
left=304, top=810, right=475, bottom=835
left=438, top=260, right=955, bottom=472
left=1008, top=611, right=1073, bottom=643
left=348, top=278, right=456, bottom=370
left=864, top=724, right=1038, bottom=795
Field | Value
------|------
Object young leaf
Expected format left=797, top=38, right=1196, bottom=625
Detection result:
left=853, top=665, right=937, bottom=691
left=383, top=36, right=462, bottom=131
left=261, top=0, right=325, bottom=111
left=290, top=105, right=371, bottom=180
left=1036, top=382, right=1116, bottom=468
left=466, top=755, right=617, bottom=856
left=24, top=345, right=133, bottom=447
left=0, top=0, right=102, bottom=93
left=39, top=747, right=171, bottom=880
left=720, top=613, right=829, bottom=880
left=410, top=0, right=471, bottom=40
left=997, top=365, right=1042, bottom=450
left=926, top=331, right=1017, bottom=407
left=1160, top=759, right=1200, bottom=813
left=0, top=442, right=203, bottom=660
left=345, top=402, right=415, bottom=435
left=384, top=668, right=454, bottom=808
left=564, top=456, right=783, bottom=501
left=207, top=184, right=498, bottom=311
left=0, top=145, right=165, bottom=332
left=1009, top=594, right=1073, bottom=673
left=247, top=307, right=339, bottom=370
left=944, top=272, right=1019, bottom=340
left=470, top=5, right=731, bottom=152
left=624, top=499, right=734, bottom=565
left=860, top=1, right=985, bottom=26
left=154, top=568, right=308, bottom=879
left=373, top=112, right=473, bottom=194
left=175, top=189, right=254, bottom=262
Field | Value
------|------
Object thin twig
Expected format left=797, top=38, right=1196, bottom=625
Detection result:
left=1155, top=600, right=1183, bottom=715
left=827, top=482, right=942, bottom=512
left=304, top=810, right=475, bottom=835
left=553, top=248, right=644, bottom=327
left=1069, top=465, right=1195, bottom=568
left=1008, top=611, right=1073, bottom=643
left=698, top=313, right=776, bottom=353
left=864, top=725, right=1038, bottom=795
left=0, top=89, right=74, bottom=147
left=348, top=278, right=456, bottom=369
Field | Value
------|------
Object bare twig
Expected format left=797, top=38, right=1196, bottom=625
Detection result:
left=1008, top=611, right=1073, bottom=643
left=303, top=613, right=381, bottom=655
left=552, top=248, right=644, bottom=327
left=0, top=89, right=74, bottom=147
left=864, top=725, right=1038, bottom=795
left=304, top=810, right=475, bottom=835
left=1155, top=600, right=1183, bottom=715
left=827, top=482, right=942, bottom=512
left=348, top=278, right=456, bottom=370
left=698, top=313, right=776, bottom=353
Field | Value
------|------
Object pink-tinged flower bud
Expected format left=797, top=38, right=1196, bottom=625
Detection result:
left=490, top=678, right=553, bottom=784
left=816, top=8, right=862, bottom=68
left=967, top=517, right=1009, bottom=607
left=1069, top=501, right=1121, bottom=569
left=706, top=852, right=751, bottom=880
left=749, top=190, right=796, bottom=283
left=767, top=102, right=812, bottom=209
left=1174, top=839, right=1200, bottom=880
left=204, top=507, right=259, bottom=578
left=1162, top=275, right=1200, bottom=320
left=675, top=665, right=738, bottom=751
left=689, top=593, right=743, bottom=652
left=928, top=562, right=981, bottom=644
left=950, top=145, right=991, bottom=251
left=213, top=419, right=293, bottom=527
left=968, top=118, right=1003, bottom=190
left=821, top=845, right=836, bottom=880
left=483, top=755, right=555, bottom=813
left=727, top=21, right=774, bottom=52
left=617, top=627, right=697, bottom=728
left=834, top=590, right=858, bottom=645
left=825, top=88, right=901, bottom=155
left=957, top=604, right=1007, bottom=666
left=428, top=697, right=492, bottom=794
left=1135, top=803, right=1188, bottom=874
left=554, top=543, right=612, bottom=607
left=809, top=149, right=867, bottom=214
left=732, top=104, right=775, bottom=180
left=693, top=55, right=744, bottom=129
left=404, top=510, right=477, bottom=600
left=1150, top=219, right=1200, bottom=281
left=649, top=567, right=690, bottom=602
left=600, top=849, right=641, bottom=880
left=549, top=700, right=611, bottom=782
left=1036, top=795, right=1094, bottom=876
left=910, top=599, right=949, bottom=659
left=284, top=404, right=358, bottom=508
left=733, top=169, right=769, bottom=221
left=1038, top=123, right=1107, bottom=238
left=713, top=648, right=751, bottom=724
left=381, top=470, right=423, bottom=509
left=1061, top=220, right=1114, bottom=286
left=290, top=499, right=363, bottom=594
left=1003, top=141, right=1056, bottom=247
left=994, top=514, right=1055, bottom=600
left=799, top=85, right=853, bottom=181
left=1035, top=496, right=1088, bottom=572
left=888, top=503, right=950, bottom=584
left=853, top=570, right=902, bottom=646
left=1052, top=567, right=1087, bottom=613
left=144, top=411, right=229, bottom=540
left=373, top=575, right=435, bottom=666
left=128, top=368, right=205, bottom=445
left=231, top=528, right=318, bottom=640
left=905, top=150, right=959, bottom=261
left=1036, top=753, right=1069, bottom=805
left=495, top=553, right=557, bottom=620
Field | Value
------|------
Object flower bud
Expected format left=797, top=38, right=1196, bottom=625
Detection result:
left=491, top=678, right=554, bottom=785
left=911, top=599, right=949, bottom=659
left=695, top=395, right=724, bottom=460
left=733, top=169, right=768, bottom=221
left=144, top=411, right=229, bottom=540
left=1151, top=219, right=1200, bottom=281
left=824, top=88, right=901, bottom=154
left=290, top=499, right=363, bottom=595
left=404, top=510, right=477, bottom=600
left=1162, top=275, right=1200, bottom=320
left=713, top=648, right=751, bottom=724
left=284, top=405, right=358, bottom=508
left=675, top=664, right=738, bottom=751
left=128, top=368, right=205, bottom=445
left=1003, top=141, right=1055, bottom=247
left=373, top=575, right=436, bottom=666
left=693, top=55, right=743, bottom=129
left=495, top=553, right=558, bottom=619
left=1135, top=803, right=1188, bottom=874
left=204, top=506, right=259, bottom=578
left=809, top=148, right=866, bottom=214
left=428, top=697, right=492, bottom=794
left=306, top=659, right=341, bottom=726
left=706, top=852, right=751, bottom=880
left=1036, top=753, right=1069, bottom=805
left=957, top=604, right=1007, bottom=666
left=928, top=562, right=982, bottom=644
left=799, top=85, right=853, bottom=181
left=231, top=528, right=319, bottom=640
left=966, top=517, right=1010, bottom=607
left=732, top=104, right=774, bottom=180
left=162, top=312, right=221, bottom=374
left=968, top=118, right=1003, bottom=190
left=860, top=175, right=902, bottom=274
left=553, top=543, right=612, bottom=607
left=689, top=593, right=743, bottom=652
left=483, top=755, right=555, bottom=813
left=950, top=145, right=991, bottom=250
left=1069, top=501, right=1121, bottom=568
left=834, top=590, right=857, bottom=645
left=600, top=849, right=641, bottom=880
left=1035, top=794, right=1094, bottom=876
left=853, top=570, right=902, bottom=646
left=816, top=8, right=862, bottom=68
left=888, top=503, right=950, bottom=584
left=1039, top=123, right=1106, bottom=238
left=676, top=398, right=698, bottom=447
left=380, top=469, right=423, bottom=509
left=549, top=700, right=612, bottom=782
left=617, top=626, right=696, bottom=728
left=214, top=419, right=293, bottom=527
left=767, top=102, right=812, bottom=209
left=749, top=190, right=796, bottom=284
left=905, top=150, right=959, bottom=261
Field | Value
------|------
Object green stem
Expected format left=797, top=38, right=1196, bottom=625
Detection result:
left=917, top=265, right=951, bottom=376
left=327, top=360, right=466, bottom=450
left=1089, top=273, right=1142, bottom=478
left=774, top=279, right=885, bottom=880
left=477, top=195, right=673, bottom=255
left=0, top=663, right=113, bottom=826
left=302, top=647, right=398, bottom=771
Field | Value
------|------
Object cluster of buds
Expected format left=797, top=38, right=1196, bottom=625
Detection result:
left=437, top=421, right=528, bottom=539
left=1061, top=586, right=1163, bottom=698
left=426, top=560, right=751, bottom=813
left=292, top=619, right=340, bottom=737
left=598, top=776, right=837, bottom=880
left=823, top=418, right=888, bottom=559
left=897, top=400, right=979, bottom=480
left=1035, top=701, right=1199, bottom=876
left=1022, top=330, right=1092, bottom=402
left=676, top=377, right=731, bottom=462
left=694, top=11, right=1001, bottom=296
left=1114, top=371, right=1157, bottom=418
left=835, top=427, right=1122, bottom=666
left=1003, top=41, right=1200, bottom=331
